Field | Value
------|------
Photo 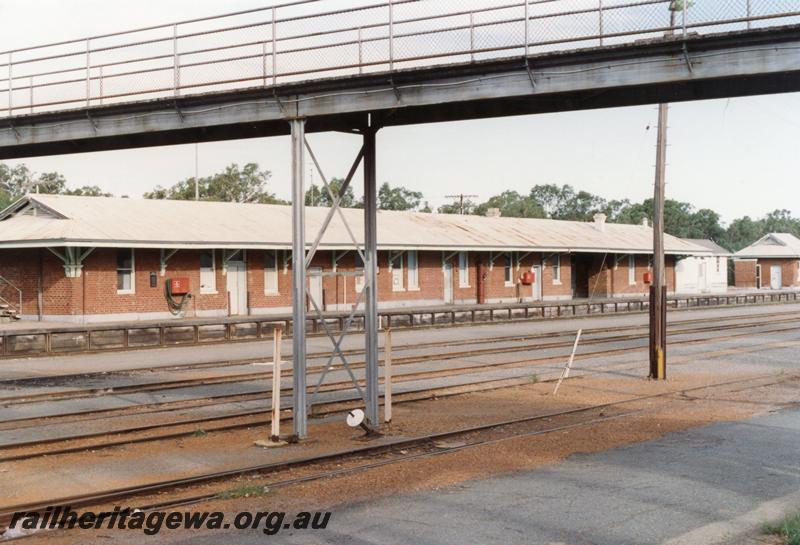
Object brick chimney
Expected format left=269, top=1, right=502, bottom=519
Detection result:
left=593, top=213, right=607, bottom=231
left=485, top=208, right=501, bottom=218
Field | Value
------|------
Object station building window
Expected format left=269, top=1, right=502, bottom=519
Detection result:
left=200, top=250, right=216, bottom=293
left=264, top=250, right=278, bottom=294
left=552, top=254, right=561, bottom=283
left=504, top=253, right=513, bottom=286
left=116, top=249, right=135, bottom=293
left=407, top=250, right=419, bottom=290
left=628, top=254, right=636, bottom=285
left=458, top=251, right=469, bottom=287
left=389, top=252, right=404, bottom=292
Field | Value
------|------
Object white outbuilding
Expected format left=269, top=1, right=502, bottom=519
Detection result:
left=675, top=239, right=731, bottom=294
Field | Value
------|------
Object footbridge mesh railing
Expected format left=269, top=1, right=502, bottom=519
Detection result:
left=1, top=0, right=798, bottom=117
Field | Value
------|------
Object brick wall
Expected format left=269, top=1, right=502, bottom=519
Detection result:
left=734, top=259, right=757, bottom=288
left=1, top=247, right=684, bottom=322
left=756, top=258, right=800, bottom=288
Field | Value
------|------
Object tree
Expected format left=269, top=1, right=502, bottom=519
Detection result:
left=559, top=189, right=608, bottom=221
left=527, top=184, right=608, bottom=221
left=612, top=200, right=650, bottom=226
left=0, top=164, right=32, bottom=208
left=723, top=216, right=763, bottom=252
left=378, top=182, right=423, bottom=211
left=305, top=178, right=357, bottom=208
left=1, top=163, right=112, bottom=209
left=688, top=208, right=725, bottom=241
left=474, top=190, right=545, bottom=218
left=529, top=184, right=568, bottom=218
left=145, top=163, right=284, bottom=204
left=63, top=185, right=114, bottom=197
left=762, top=209, right=800, bottom=236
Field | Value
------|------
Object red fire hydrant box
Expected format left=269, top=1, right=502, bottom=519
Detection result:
left=169, top=277, right=191, bottom=295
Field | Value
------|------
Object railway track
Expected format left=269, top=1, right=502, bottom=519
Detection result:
left=2, top=312, right=798, bottom=431
left=1, top=371, right=792, bottom=526
left=3, top=308, right=799, bottom=408
left=3, top=307, right=799, bottom=393
left=1, top=316, right=799, bottom=462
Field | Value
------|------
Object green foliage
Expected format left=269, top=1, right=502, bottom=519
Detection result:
left=528, top=184, right=607, bottom=221
left=305, top=178, right=357, bottom=208
left=144, top=163, right=284, bottom=204
left=763, top=513, right=800, bottom=545
left=63, top=185, right=114, bottom=197
left=473, top=190, right=545, bottom=218
left=471, top=183, right=800, bottom=253
left=216, top=485, right=270, bottom=499
left=0, top=163, right=113, bottom=209
left=378, top=182, right=424, bottom=211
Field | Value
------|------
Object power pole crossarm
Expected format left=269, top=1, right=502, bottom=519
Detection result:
left=444, top=193, right=478, bottom=215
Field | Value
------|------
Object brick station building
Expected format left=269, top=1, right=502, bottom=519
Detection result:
left=0, top=195, right=709, bottom=323
left=733, top=233, right=800, bottom=290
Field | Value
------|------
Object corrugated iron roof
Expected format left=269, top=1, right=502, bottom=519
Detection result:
left=684, top=238, right=731, bottom=256
left=734, top=233, right=800, bottom=259
left=0, top=194, right=710, bottom=255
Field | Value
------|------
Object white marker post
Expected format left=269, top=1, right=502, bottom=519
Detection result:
left=384, top=328, right=392, bottom=423
left=553, top=329, right=582, bottom=396
left=271, top=326, right=282, bottom=440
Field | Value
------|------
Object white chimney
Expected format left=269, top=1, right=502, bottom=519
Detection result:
left=641, top=217, right=649, bottom=227
left=485, top=208, right=501, bottom=218
left=593, top=213, right=607, bottom=231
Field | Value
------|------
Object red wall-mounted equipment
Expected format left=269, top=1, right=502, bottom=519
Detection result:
left=520, top=271, right=535, bottom=285
left=643, top=271, right=653, bottom=284
left=169, top=277, right=191, bottom=295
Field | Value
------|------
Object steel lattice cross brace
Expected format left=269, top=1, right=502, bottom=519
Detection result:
left=289, top=117, right=381, bottom=438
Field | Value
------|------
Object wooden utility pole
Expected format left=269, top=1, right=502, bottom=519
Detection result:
left=650, top=102, right=668, bottom=380
left=650, top=4, right=681, bottom=380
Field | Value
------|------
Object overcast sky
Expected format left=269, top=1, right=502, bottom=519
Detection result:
left=2, top=0, right=799, bottom=224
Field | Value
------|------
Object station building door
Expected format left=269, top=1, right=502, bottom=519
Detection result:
left=770, top=266, right=782, bottom=290
left=443, top=262, right=454, bottom=304
left=226, top=257, right=248, bottom=316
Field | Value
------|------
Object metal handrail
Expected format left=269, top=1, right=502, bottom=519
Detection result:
left=0, top=0, right=796, bottom=116
left=0, top=274, right=22, bottom=315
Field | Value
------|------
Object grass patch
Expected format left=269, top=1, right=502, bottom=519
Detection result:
left=192, top=428, right=207, bottom=437
left=763, top=514, right=800, bottom=545
left=216, top=485, right=270, bottom=500
left=529, top=374, right=539, bottom=384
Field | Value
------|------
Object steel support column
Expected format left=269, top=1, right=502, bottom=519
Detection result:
left=363, top=125, right=380, bottom=427
left=290, top=118, right=308, bottom=437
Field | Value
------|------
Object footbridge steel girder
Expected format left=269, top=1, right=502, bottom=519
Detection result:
left=1, top=26, right=800, bottom=159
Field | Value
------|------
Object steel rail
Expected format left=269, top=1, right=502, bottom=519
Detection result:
left=2, top=317, right=799, bottom=456
left=3, top=294, right=798, bottom=360
left=0, top=371, right=790, bottom=520
left=1, top=305, right=798, bottom=392
left=2, top=309, right=798, bottom=408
